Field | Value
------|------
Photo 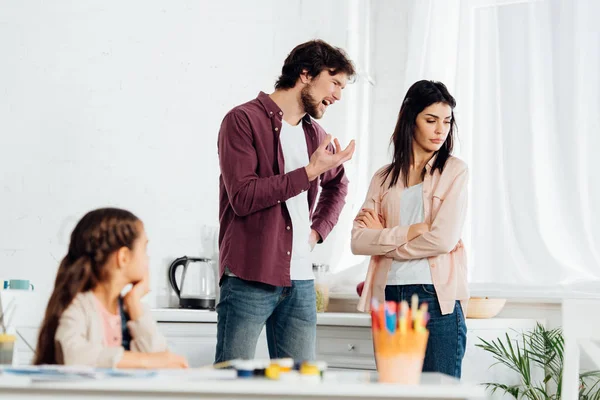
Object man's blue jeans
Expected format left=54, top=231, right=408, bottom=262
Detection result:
left=215, top=276, right=317, bottom=363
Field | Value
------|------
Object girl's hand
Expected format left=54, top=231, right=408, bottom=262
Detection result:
left=124, top=271, right=150, bottom=320
left=152, top=352, right=189, bottom=369
left=355, top=208, right=384, bottom=229
left=128, top=278, right=149, bottom=302
left=140, top=352, right=189, bottom=369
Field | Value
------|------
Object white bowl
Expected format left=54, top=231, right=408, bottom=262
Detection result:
left=466, top=297, right=507, bottom=319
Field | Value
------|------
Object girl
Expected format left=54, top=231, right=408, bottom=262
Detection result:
left=34, top=208, right=188, bottom=368
left=352, top=80, right=468, bottom=378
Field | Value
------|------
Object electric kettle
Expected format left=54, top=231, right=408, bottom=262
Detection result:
left=168, top=256, right=217, bottom=310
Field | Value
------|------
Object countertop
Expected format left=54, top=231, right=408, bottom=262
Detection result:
left=151, top=309, right=542, bottom=330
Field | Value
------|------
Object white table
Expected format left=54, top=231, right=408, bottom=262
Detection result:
left=0, top=371, right=486, bottom=400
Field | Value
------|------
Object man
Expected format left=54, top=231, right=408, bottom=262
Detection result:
left=216, top=39, right=355, bottom=363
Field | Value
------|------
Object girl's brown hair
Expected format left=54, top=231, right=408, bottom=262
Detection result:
left=34, top=207, right=140, bottom=365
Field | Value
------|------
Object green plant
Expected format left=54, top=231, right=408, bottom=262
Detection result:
left=476, top=323, right=600, bottom=400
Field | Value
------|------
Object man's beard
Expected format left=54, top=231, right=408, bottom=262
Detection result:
left=300, top=85, right=323, bottom=119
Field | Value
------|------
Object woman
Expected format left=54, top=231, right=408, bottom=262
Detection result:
left=351, top=80, right=469, bottom=378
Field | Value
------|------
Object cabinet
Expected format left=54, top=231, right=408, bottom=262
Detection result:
left=316, top=326, right=375, bottom=370
left=462, top=321, right=544, bottom=385
left=157, top=317, right=543, bottom=386
left=158, top=323, right=269, bottom=367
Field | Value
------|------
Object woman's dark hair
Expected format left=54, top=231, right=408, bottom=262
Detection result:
left=380, top=80, right=457, bottom=188
left=275, top=39, right=356, bottom=89
left=34, top=207, right=140, bottom=365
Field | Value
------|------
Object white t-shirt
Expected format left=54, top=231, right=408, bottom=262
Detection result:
left=386, top=183, right=433, bottom=285
left=279, top=120, right=314, bottom=280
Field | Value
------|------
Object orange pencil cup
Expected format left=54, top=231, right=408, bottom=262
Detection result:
left=374, top=329, right=429, bottom=384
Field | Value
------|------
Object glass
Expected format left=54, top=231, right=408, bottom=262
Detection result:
left=0, top=334, right=15, bottom=365
left=313, top=264, right=330, bottom=313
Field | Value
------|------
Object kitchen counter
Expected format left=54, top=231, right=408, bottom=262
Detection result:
left=151, top=309, right=543, bottom=330
left=151, top=309, right=378, bottom=326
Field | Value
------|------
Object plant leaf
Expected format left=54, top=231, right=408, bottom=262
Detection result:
left=482, top=382, right=521, bottom=399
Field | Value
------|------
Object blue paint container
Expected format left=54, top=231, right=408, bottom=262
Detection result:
left=234, top=360, right=255, bottom=378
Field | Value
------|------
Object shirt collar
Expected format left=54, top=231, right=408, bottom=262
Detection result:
left=256, top=92, right=312, bottom=125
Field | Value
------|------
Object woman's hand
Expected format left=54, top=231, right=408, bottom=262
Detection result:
left=451, top=239, right=464, bottom=253
left=355, top=208, right=384, bottom=229
left=407, top=223, right=429, bottom=241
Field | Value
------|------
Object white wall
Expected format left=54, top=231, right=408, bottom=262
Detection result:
left=0, top=0, right=370, bottom=305
left=368, top=1, right=412, bottom=175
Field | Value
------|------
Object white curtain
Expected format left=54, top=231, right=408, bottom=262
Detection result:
left=310, top=0, right=374, bottom=276
left=402, top=0, right=600, bottom=292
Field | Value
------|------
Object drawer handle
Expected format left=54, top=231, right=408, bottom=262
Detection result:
left=347, top=344, right=355, bottom=352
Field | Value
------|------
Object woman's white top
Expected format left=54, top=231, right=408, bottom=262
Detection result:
left=386, top=183, right=433, bottom=285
